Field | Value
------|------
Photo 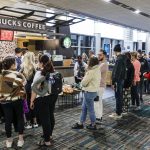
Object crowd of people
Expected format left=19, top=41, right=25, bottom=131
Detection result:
left=0, top=48, right=60, bottom=148
left=110, top=44, right=150, bottom=119
left=72, top=44, right=150, bottom=129
left=0, top=45, right=150, bottom=148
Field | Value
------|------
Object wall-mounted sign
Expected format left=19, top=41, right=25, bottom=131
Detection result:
left=0, top=30, right=14, bottom=41
left=0, top=17, right=46, bottom=33
left=62, top=36, right=71, bottom=48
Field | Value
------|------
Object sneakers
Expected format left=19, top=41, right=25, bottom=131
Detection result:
left=6, top=140, right=13, bottom=148
left=72, top=123, right=84, bottom=129
left=96, top=117, right=102, bottom=121
left=33, top=123, right=39, bottom=128
left=130, top=105, right=136, bottom=108
left=25, top=122, right=38, bottom=129
left=122, top=112, right=128, bottom=116
left=25, top=122, right=32, bottom=129
left=86, top=124, right=97, bottom=130
left=17, top=140, right=24, bottom=147
left=96, top=117, right=102, bottom=125
left=109, top=113, right=122, bottom=119
left=135, top=106, right=141, bottom=111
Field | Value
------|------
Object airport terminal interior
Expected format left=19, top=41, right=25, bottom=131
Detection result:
left=0, top=0, right=150, bottom=150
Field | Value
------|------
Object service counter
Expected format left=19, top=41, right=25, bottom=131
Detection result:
left=54, top=63, right=114, bottom=85
left=54, top=66, right=74, bottom=77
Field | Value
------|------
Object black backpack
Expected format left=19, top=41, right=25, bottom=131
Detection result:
left=77, top=62, right=85, bottom=78
left=50, top=72, right=63, bottom=94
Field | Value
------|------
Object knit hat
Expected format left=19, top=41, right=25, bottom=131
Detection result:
left=114, top=44, right=121, bottom=52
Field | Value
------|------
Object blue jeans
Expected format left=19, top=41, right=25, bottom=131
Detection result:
left=115, top=80, right=124, bottom=115
left=80, top=92, right=97, bottom=124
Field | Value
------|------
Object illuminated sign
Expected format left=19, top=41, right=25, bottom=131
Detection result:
left=0, top=17, right=46, bottom=33
left=62, top=36, right=71, bottom=48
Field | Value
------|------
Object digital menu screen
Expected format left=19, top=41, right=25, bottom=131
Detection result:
left=0, top=30, right=14, bottom=41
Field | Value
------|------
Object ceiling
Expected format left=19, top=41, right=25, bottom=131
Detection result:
left=1, top=0, right=150, bottom=32
left=25, top=0, right=150, bottom=32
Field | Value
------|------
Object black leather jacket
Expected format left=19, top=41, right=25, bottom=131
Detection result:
left=112, top=54, right=127, bottom=85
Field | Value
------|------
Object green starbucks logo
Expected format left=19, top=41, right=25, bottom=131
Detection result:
left=63, top=36, right=71, bottom=48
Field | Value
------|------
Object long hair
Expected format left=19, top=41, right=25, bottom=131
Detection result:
left=82, top=53, right=88, bottom=59
left=40, top=55, right=54, bottom=80
left=131, top=52, right=138, bottom=59
left=21, top=52, right=35, bottom=80
left=88, top=57, right=99, bottom=69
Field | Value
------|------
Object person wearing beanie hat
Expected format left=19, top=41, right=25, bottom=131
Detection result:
left=109, top=44, right=127, bottom=119
left=114, top=44, right=121, bottom=52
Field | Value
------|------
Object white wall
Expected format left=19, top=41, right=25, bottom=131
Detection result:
left=94, top=22, right=124, bottom=40
left=133, top=30, right=147, bottom=42
left=70, top=19, right=124, bottom=39
left=70, top=19, right=147, bottom=42
left=70, top=19, right=95, bottom=36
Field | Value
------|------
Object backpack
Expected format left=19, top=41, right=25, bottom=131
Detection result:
left=32, top=72, right=63, bottom=96
left=50, top=72, right=63, bottom=94
left=77, top=62, right=85, bottom=78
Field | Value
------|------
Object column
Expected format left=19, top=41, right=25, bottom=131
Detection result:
left=137, top=40, right=142, bottom=50
left=123, top=28, right=133, bottom=52
left=94, top=33, right=101, bottom=55
left=146, top=33, right=150, bottom=54
left=78, top=35, right=81, bottom=55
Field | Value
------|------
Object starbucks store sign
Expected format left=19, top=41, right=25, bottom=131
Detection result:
left=0, top=17, right=46, bottom=33
left=63, top=36, right=71, bottom=48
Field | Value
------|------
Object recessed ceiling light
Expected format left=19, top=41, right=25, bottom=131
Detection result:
left=134, top=9, right=141, bottom=14
left=103, top=0, right=111, bottom=3
left=26, top=2, right=31, bottom=5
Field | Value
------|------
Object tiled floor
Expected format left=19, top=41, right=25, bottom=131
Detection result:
left=0, top=87, right=149, bottom=150
left=103, top=87, right=114, bottom=99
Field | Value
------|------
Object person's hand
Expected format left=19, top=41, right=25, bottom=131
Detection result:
left=30, top=101, right=34, bottom=110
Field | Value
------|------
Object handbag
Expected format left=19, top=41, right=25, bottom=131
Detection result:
left=144, top=72, right=150, bottom=80
left=94, top=96, right=99, bottom=101
left=23, top=99, right=29, bottom=113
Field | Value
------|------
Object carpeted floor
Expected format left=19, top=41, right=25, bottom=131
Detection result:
left=0, top=95, right=150, bottom=150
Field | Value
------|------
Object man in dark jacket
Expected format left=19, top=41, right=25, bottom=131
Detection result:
left=15, top=48, right=23, bottom=72
left=137, top=50, right=149, bottom=103
left=109, top=44, right=127, bottom=119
